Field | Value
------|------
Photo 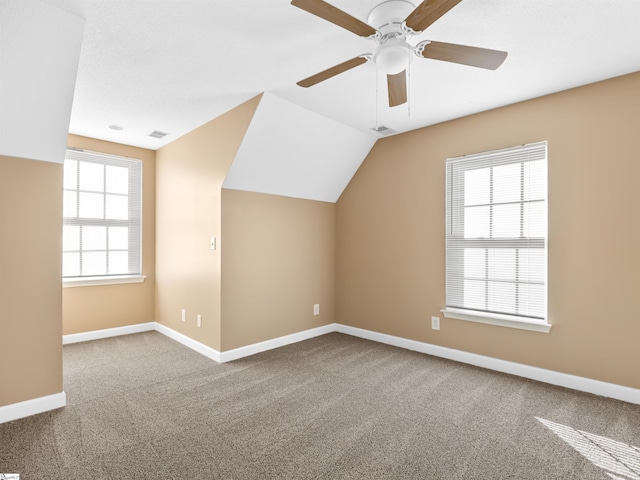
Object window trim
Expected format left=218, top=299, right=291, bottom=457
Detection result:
left=441, top=307, right=551, bottom=333
left=63, top=275, right=146, bottom=288
left=444, top=141, right=549, bottom=333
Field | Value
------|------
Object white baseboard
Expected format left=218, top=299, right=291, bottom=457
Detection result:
left=154, top=323, right=222, bottom=363
left=57, top=320, right=640, bottom=406
left=219, top=323, right=338, bottom=363
left=335, top=324, right=640, bottom=406
left=63, top=322, right=156, bottom=345
left=0, top=391, right=66, bottom=424
left=152, top=323, right=336, bottom=364
left=4, top=323, right=636, bottom=425
left=61, top=321, right=223, bottom=362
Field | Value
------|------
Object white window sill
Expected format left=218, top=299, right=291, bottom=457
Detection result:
left=441, top=308, right=552, bottom=333
left=63, top=275, right=146, bottom=288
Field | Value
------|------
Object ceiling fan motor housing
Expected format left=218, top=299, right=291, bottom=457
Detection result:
left=367, top=0, right=416, bottom=37
left=368, top=0, right=417, bottom=74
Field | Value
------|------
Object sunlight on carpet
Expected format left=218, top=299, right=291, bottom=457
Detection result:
left=537, top=417, right=640, bottom=480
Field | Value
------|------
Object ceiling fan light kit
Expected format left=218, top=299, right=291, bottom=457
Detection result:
left=374, top=38, right=413, bottom=75
left=292, top=0, right=507, bottom=108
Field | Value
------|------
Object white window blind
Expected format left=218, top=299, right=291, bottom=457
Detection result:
left=445, top=142, right=547, bottom=324
left=63, top=148, right=142, bottom=279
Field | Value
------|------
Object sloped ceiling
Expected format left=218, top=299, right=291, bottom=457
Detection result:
left=223, top=93, right=376, bottom=203
left=6, top=0, right=640, bottom=200
left=33, top=0, right=640, bottom=151
left=0, top=0, right=84, bottom=163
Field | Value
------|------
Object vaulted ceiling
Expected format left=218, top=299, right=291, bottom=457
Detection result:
left=36, top=0, right=640, bottom=150
left=5, top=1, right=640, bottom=202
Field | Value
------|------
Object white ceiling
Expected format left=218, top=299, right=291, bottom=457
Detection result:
left=223, top=93, right=376, bottom=203
left=36, top=0, right=640, bottom=151
left=1, top=0, right=84, bottom=164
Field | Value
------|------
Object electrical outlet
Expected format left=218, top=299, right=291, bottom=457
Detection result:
left=197, top=314, right=202, bottom=327
left=313, top=304, right=320, bottom=316
left=181, top=309, right=186, bottom=322
left=431, top=316, right=440, bottom=330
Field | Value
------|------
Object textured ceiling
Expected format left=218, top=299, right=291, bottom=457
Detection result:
left=36, top=0, right=640, bottom=150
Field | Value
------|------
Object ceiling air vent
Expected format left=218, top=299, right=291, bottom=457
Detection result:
left=371, top=125, right=396, bottom=136
left=149, top=130, right=169, bottom=139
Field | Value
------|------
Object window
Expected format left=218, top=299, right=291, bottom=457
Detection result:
left=63, top=148, right=143, bottom=285
left=442, top=142, right=550, bottom=332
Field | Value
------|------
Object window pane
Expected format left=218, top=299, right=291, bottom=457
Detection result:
left=63, top=252, right=80, bottom=277
left=82, top=226, right=107, bottom=250
left=518, top=283, right=545, bottom=318
left=492, top=163, right=521, bottom=204
left=523, top=201, right=546, bottom=238
left=108, top=251, right=129, bottom=274
left=464, top=205, right=490, bottom=238
left=519, top=249, right=545, bottom=283
left=79, top=192, right=104, bottom=219
left=106, top=165, right=128, bottom=194
left=106, top=194, right=128, bottom=220
left=63, top=160, right=77, bottom=189
left=109, top=227, right=129, bottom=250
left=464, top=248, right=485, bottom=279
left=464, top=167, right=490, bottom=206
left=488, top=248, right=515, bottom=281
left=492, top=203, right=520, bottom=238
left=464, top=279, right=485, bottom=310
left=63, top=226, right=80, bottom=251
left=488, top=281, right=516, bottom=313
left=63, top=191, right=77, bottom=218
left=523, top=160, right=546, bottom=201
left=82, top=251, right=107, bottom=276
left=79, top=161, right=104, bottom=192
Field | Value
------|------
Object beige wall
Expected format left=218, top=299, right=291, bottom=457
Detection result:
left=0, top=156, right=63, bottom=406
left=62, top=135, right=156, bottom=335
left=5, top=70, right=638, bottom=411
left=221, top=189, right=335, bottom=351
left=336, top=71, right=640, bottom=389
left=155, top=96, right=261, bottom=351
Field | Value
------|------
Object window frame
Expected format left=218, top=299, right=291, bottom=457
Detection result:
left=62, top=148, right=145, bottom=287
left=441, top=142, right=551, bottom=333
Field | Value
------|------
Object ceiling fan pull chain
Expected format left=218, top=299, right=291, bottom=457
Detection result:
left=407, top=49, right=411, bottom=117
left=375, top=65, right=379, bottom=128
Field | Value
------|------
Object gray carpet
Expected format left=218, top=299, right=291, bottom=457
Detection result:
left=1, top=331, right=639, bottom=479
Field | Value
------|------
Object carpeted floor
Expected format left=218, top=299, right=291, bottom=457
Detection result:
left=1, top=331, right=639, bottom=479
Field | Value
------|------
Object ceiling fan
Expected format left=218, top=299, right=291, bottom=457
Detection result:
left=292, top=0, right=508, bottom=107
